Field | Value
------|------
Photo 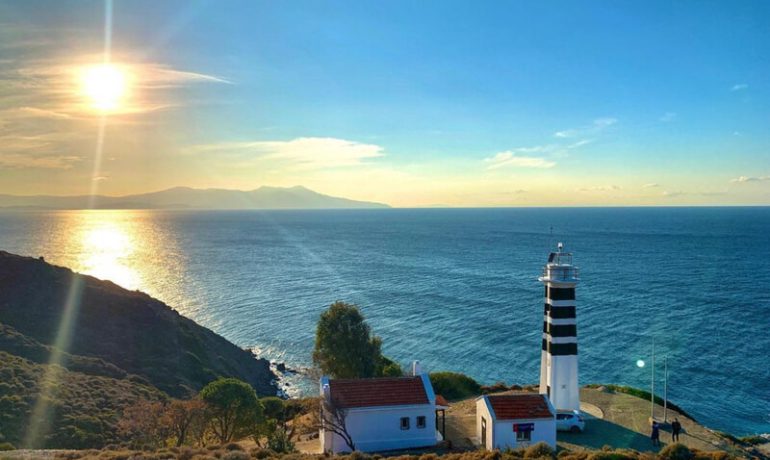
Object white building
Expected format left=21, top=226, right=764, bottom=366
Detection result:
left=476, top=394, right=556, bottom=450
left=538, top=243, right=581, bottom=412
left=320, top=371, right=444, bottom=453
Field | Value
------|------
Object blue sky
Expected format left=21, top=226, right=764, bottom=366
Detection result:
left=0, top=0, right=768, bottom=206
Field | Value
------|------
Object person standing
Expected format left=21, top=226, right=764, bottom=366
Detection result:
left=651, top=421, right=661, bottom=446
left=672, top=418, right=682, bottom=442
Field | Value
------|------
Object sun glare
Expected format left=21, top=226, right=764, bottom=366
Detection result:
left=81, top=64, right=127, bottom=111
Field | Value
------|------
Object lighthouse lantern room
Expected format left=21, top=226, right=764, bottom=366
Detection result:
left=538, top=243, right=580, bottom=412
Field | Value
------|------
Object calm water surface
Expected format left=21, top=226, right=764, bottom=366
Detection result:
left=1, top=207, right=768, bottom=436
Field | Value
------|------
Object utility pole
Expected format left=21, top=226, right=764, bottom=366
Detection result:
left=663, top=355, right=668, bottom=423
left=651, top=337, right=655, bottom=421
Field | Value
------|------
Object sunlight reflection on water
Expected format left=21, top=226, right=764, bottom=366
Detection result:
left=35, top=210, right=196, bottom=316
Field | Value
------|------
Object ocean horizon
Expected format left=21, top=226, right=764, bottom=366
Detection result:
left=1, top=207, right=768, bottom=437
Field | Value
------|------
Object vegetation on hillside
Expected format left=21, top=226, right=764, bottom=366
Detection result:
left=0, top=351, right=164, bottom=449
left=34, top=442, right=740, bottom=460
left=0, top=252, right=280, bottom=449
left=429, top=372, right=482, bottom=400
left=0, top=251, right=275, bottom=398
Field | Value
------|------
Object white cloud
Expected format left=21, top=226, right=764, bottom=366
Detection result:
left=662, top=190, right=686, bottom=197
left=643, top=183, right=660, bottom=188
left=484, top=151, right=556, bottom=169
left=593, top=117, right=617, bottom=128
left=0, top=153, right=81, bottom=169
left=659, top=112, right=677, bottom=122
left=730, top=83, right=748, bottom=92
left=577, top=185, right=621, bottom=192
left=554, top=117, right=617, bottom=138
left=731, top=175, right=770, bottom=183
left=187, top=137, right=384, bottom=169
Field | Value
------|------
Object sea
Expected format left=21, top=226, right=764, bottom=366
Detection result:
left=0, top=207, right=768, bottom=436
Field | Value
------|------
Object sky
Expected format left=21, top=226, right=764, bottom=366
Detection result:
left=0, top=0, right=769, bottom=207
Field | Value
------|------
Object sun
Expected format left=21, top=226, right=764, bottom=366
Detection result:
left=80, top=64, right=128, bottom=111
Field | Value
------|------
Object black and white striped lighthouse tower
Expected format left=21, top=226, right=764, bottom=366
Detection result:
left=538, top=242, right=580, bottom=412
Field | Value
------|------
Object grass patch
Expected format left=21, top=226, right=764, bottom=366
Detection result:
left=585, top=384, right=694, bottom=420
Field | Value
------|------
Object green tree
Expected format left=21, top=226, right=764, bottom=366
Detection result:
left=259, top=397, right=285, bottom=421
left=312, top=301, right=383, bottom=378
left=378, top=357, right=404, bottom=377
left=199, top=378, right=264, bottom=443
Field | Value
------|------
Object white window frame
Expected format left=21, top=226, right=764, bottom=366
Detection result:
left=516, top=429, right=532, bottom=442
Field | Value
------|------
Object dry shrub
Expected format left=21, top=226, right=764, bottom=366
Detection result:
left=225, top=443, right=245, bottom=451
left=249, top=448, right=275, bottom=459
left=419, top=454, right=439, bottom=460
left=658, top=444, right=693, bottom=460
left=587, top=451, right=636, bottom=460
left=347, top=452, right=372, bottom=460
left=524, top=443, right=554, bottom=459
left=222, top=452, right=250, bottom=460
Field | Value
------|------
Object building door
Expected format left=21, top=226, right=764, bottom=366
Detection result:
left=481, top=417, right=487, bottom=448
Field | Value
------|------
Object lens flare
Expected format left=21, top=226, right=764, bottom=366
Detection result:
left=81, top=64, right=127, bottom=111
left=637, top=359, right=646, bottom=368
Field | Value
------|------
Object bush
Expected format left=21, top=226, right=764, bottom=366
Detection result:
left=738, top=435, right=767, bottom=445
left=222, top=452, right=250, bottom=460
left=658, top=444, right=693, bottom=460
left=587, top=452, right=635, bottom=460
left=428, top=372, right=482, bottom=400
left=380, top=362, right=404, bottom=377
left=524, top=442, right=554, bottom=459
left=267, top=425, right=295, bottom=454
left=0, top=442, right=15, bottom=450
left=250, top=448, right=276, bottom=459
left=225, top=443, right=244, bottom=451
left=348, top=452, right=372, bottom=460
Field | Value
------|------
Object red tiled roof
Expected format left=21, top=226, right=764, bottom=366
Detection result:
left=329, top=377, right=429, bottom=409
left=486, top=394, right=553, bottom=420
left=435, top=395, right=450, bottom=407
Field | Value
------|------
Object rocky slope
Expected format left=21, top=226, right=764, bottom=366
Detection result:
left=0, top=251, right=276, bottom=397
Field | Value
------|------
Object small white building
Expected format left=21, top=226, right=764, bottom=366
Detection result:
left=476, top=394, right=556, bottom=450
left=320, top=372, right=443, bottom=453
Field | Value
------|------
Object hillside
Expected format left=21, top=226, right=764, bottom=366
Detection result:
left=0, top=185, right=389, bottom=210
left=0, top=251, right=276, bottom=397
left=0, top=351, right=165, bottom=449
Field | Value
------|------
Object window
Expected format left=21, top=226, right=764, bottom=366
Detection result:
left=516, top=430, right=532, bottom=441
left=400, top=417, right=410, bottom=430
left=416, top=416, right=426, bottom=429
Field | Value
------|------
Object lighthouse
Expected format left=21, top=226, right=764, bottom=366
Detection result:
left=538, top=243, right=580, bottom=412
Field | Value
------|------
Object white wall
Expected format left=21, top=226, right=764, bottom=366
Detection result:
left=321, top=373, right=439, bottom=453
left=475, top=398, right=494, bottom=449
left=492, top=418, right=556, bottom=450
left=547, top=354, right=579, bottom=411
left=323, top=404, right=437, bottom=453
left=476, top=396, right=557, bottom=451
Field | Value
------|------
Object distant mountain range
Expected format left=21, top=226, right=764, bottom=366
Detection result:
left=0, top=185, right=390, bottom=210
